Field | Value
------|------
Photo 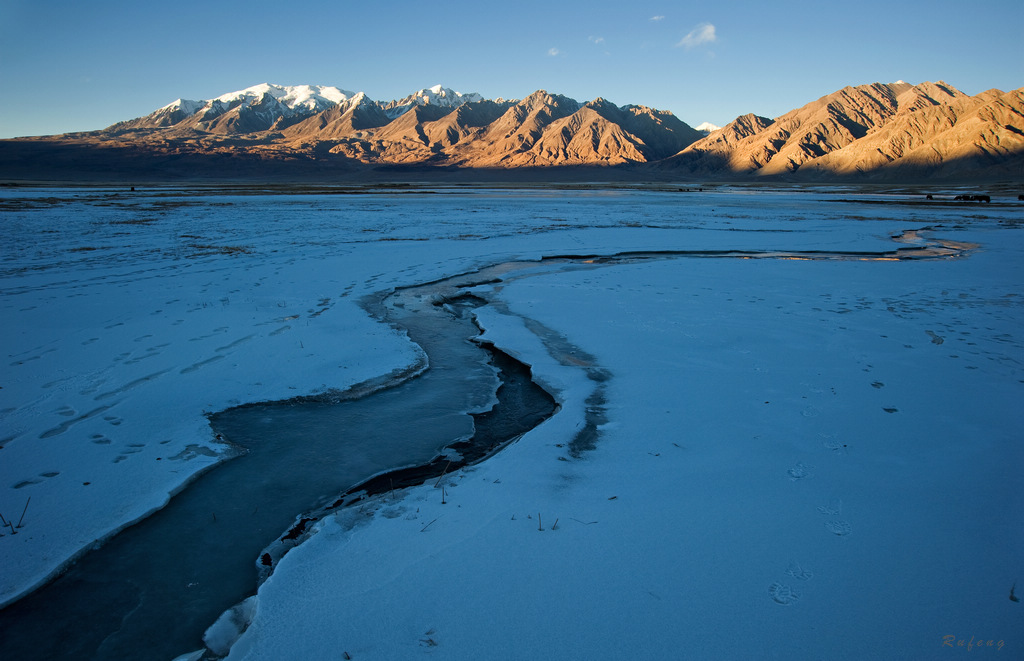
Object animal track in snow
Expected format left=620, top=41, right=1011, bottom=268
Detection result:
left=123, top=351, right=161, bottom=366
left=80, top=378, right=106, bottom=396
left=94, top=370, right=169, bottom=400
left=215, top=334, right=255, bottom=353
left=39, top=404, right=116, bottom=439
left=12, top=471, right=60, bottom=489
left=180, top=355, right=225, bottom=374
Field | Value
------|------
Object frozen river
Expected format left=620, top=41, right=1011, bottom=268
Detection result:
left=0, top=248, right=557, bottom=659
left=1, top=185, right=1021, bottom=659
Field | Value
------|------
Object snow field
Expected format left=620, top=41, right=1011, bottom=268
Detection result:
left=2, top=187, right=1020, bottom=659
left=228, top=222, right=1022, bottom=660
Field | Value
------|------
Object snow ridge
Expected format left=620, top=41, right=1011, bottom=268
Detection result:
left=159, top=84, right=355, bottom=116
left=383, top=85, right=486, bottom=119
left=160, top=98, right=206, bottom=115
left=156, top=84, right=482, bottom=122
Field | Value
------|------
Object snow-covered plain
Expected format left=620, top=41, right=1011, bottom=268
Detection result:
left=2, top=186, right=1021, bottom=659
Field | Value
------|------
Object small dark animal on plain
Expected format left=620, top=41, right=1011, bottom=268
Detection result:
left=954, top=194, right=990, bottom=202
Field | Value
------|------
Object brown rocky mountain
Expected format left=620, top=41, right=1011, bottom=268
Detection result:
left=659, top=112, right=775, bottom=174
left=665, top=80, right=1024, bottom=180
left=666, top=82, right=916, bottom=175
left=1, top=81, right=1021, bottom=182
left=497, top=98, right=702, bottom=166
left=805, top=85, right=1024, bottom=178
left=420, top=101, right=513, bottom=149
left=282, top=93, right=392, bottom=142
left=447, top=91, right=585, bottom=165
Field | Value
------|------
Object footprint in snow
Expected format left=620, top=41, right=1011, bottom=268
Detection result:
left=824, top=520, right=853, bottom=536
left=817, top=498, right=843, bottom=516
left=786, top=561, right=814, bottom=581
left=787, top=463, right=813, bottom=481
left=768, top=583, right=800, bottom=605
left=821, top=435, right=848, bottom=455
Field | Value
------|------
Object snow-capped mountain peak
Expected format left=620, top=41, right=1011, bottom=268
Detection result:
left=346, top=91, right=371, bottom=105
left=152, top=84, right=482, bottom=125
left=694, top=121, right=721, bottom=134
left=131, top=84, right=364, bottom=133
left=414, top=85, right=483, bottom=105
left=159, top=98, right=205, bottom=115
left=383, top=85, right=485, bottom=119
left=208, top=83, right=357, bottom=115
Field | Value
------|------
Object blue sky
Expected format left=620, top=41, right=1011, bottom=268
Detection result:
left=1, top=0, right=1021, bottom=138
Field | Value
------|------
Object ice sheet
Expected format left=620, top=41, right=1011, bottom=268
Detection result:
left=226, top=193, right=1023, bottom=660
left=3, top=186, right=1021, bottom=659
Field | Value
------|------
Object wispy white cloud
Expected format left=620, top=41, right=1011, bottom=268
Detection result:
left=676, top=22, right=716, bottom=49
left=588, top=35, right=610, bottom=56
left=650, top=15, right=665, bottom=21
left=547, top=47, right=560, bottom=56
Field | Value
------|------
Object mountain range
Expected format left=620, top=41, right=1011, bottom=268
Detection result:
left=2, top=81, right=1022, bottom=182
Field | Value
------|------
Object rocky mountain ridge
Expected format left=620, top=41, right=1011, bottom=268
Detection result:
left=3, top=80, right=1022, bottom=181
left=665, top=80, right=1024, bottom=180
